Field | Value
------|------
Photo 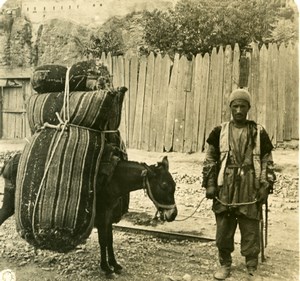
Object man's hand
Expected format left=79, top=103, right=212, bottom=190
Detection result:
left=206, top=186, right=217, bottom=199
left=257, top=182, right=269, bottom=204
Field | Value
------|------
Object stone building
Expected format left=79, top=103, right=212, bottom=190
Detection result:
left=20, top=0, right=174, bottom=26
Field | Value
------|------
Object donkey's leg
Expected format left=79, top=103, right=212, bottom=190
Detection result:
left=96, top=210, right=114, bottom=275
left=107, top=223, right=122, bottom=274
left=0, top=179, right=15, bottom=226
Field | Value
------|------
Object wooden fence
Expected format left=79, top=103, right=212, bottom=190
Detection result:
left=0, top=43, right=298, bottom=153
left=0, top=79, right=33, bottom=139
left=99, top=42, right=298, bottom=152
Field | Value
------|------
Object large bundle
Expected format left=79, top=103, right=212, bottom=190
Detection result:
left=15, top=127, right=105, bottom=252
left=17, top=61, right=128, bottom=252
left=26, top=89, right=126, bottom=133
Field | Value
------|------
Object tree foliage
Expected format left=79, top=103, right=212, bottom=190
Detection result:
left=83, top=30, right=125, bottom=58
left=142, top=0, right=298, bottom=57
left=83, top=0, right=298, bottom=58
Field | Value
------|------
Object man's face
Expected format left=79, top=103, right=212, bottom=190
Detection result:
left=230, top=99, right=250, bottom=123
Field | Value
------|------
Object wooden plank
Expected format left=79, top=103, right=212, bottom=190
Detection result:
left=100, top=52, right=106, bottom=64
left=248, top=42, right=260, bottom=122
left=149, top=54, right=162, bottom=151
left=265, top=44, right=273, bottom=141
left=2, top=113, right=7, bottom=138
left=2, top=89, right=7, bottom=138
left=117, top=56, right=127, bottom=139
left=270, top=43, right=279, bottom=144
left=232, top=43, right=240, bottom=90
left=266, top=43, right=276, bottom=143
left=191, top=54, right=202, bottom=152
left=141, top=52, right=155, bottom=151
left=221, top=45, right=233, bottom=123
left=205, top=47, right=218, bottom=141
left=257, top=44, right=268, bottom=128
left=277, top=44, right=286, bottom=143
left=128, top=56, right=139, bottom=147
left=117, top=56, right=125, bottom=87
left=173, top=55, right=188, bottom=152
left=15, top=87, right=22, bottom=138
left=164, top=53, right=180, bottom=152
left=216, top=47, right=224, bottom=125
left=183, top=57, right=194, bottom=153
left=156, top=54, right=172, bottom=152
left=197, top=53, right=210, bottom=152
left=106, top=52, right=113, bottom=77
left=291, top=42, right=299, bottom=140
left=0, top=86, right=3, bottom=138
left=22, top=82, right=27, bottom=138
left=284, top=43, right=293, bottom=140
left=7, top=88, right=14, bottom=138
left=132, top=56, right=147, bottom=149
left=122, top=54, right=131, bottom=146
left=112, top=56, right=119, bottom=87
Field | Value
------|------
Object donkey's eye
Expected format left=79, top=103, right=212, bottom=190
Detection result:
left=161, top=182, right=168, bottom=190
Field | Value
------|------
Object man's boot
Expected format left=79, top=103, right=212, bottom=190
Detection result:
left=247, top=266, right=263, bottom=281
left=214, top=265, right=231, bottom=280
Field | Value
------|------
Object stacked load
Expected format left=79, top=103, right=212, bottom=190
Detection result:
left=15, top=60, right=127, bottom=252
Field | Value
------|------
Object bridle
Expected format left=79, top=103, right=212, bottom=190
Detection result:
left=141, top=163, right=176, bottom=211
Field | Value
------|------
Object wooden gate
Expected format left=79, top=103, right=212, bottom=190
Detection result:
left=0, top=79, right=32, bottom=139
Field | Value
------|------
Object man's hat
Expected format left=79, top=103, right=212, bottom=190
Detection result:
left=229, top=88, right=251, bottom=106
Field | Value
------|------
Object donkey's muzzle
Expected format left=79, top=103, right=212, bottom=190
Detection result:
left=160, top=206, right=177, bottom=222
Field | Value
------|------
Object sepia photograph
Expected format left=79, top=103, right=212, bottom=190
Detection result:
left=0, top=0, right=298, bottom=280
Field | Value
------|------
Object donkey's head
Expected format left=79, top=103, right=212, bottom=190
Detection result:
left=143, top=156, right=177, bottom=222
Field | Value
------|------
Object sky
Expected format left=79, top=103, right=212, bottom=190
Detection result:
left=0, top=0, right=299, bottom=16
left=0, top=0, right=299, bottom=10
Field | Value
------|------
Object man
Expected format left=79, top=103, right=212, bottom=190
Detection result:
left=202, top=88, right=275, bottom=280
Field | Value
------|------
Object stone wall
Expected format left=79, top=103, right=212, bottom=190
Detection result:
left=21, top=0, right=173, bottom=26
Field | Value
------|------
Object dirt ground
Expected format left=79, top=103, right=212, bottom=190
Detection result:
left=0, top=140, right=298, bottom=281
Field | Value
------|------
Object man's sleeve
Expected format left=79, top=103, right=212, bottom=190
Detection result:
left=260, top=128, right=274, bottom=157
left=260, top=129, right=276, bottom=192
left=202, top=126, right=221, bottom=188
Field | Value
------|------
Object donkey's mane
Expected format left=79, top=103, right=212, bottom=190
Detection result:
left=117, top=160, right=149, bottom=174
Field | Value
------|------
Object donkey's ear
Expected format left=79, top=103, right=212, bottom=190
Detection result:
left=161, top=156, right=169, bottom=171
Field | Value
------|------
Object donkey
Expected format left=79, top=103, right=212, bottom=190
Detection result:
left=0, top=152, right=177, bottom=276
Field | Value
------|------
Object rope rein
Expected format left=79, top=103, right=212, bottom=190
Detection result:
left=173, top=195, right=257, bottom=222
left=175, top=196, right=207, bottom=221
left=215, top=197, right=257, bottom=207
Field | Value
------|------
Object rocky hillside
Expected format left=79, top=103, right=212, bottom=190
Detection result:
left=0, top=0, right=166, bottom=68
left=0, top=12, right=147, bottom=67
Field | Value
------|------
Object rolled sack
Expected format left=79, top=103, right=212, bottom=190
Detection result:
left=31, top=65, right=67, bottom=93
left=15, top=126, right=105, bottom=252
left=31, top=60, right=113, bottom=93
left=26, top=88, right=127, bottom=133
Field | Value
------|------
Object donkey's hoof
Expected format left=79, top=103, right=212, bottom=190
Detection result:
left=101, top=265, right=114, bottom=276
left=106, top=273, right=116, bottom=279
left=114, top=264, right=123, bottom=274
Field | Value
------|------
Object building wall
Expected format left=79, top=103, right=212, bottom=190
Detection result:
left=21, top=0, right=174, bottom=26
